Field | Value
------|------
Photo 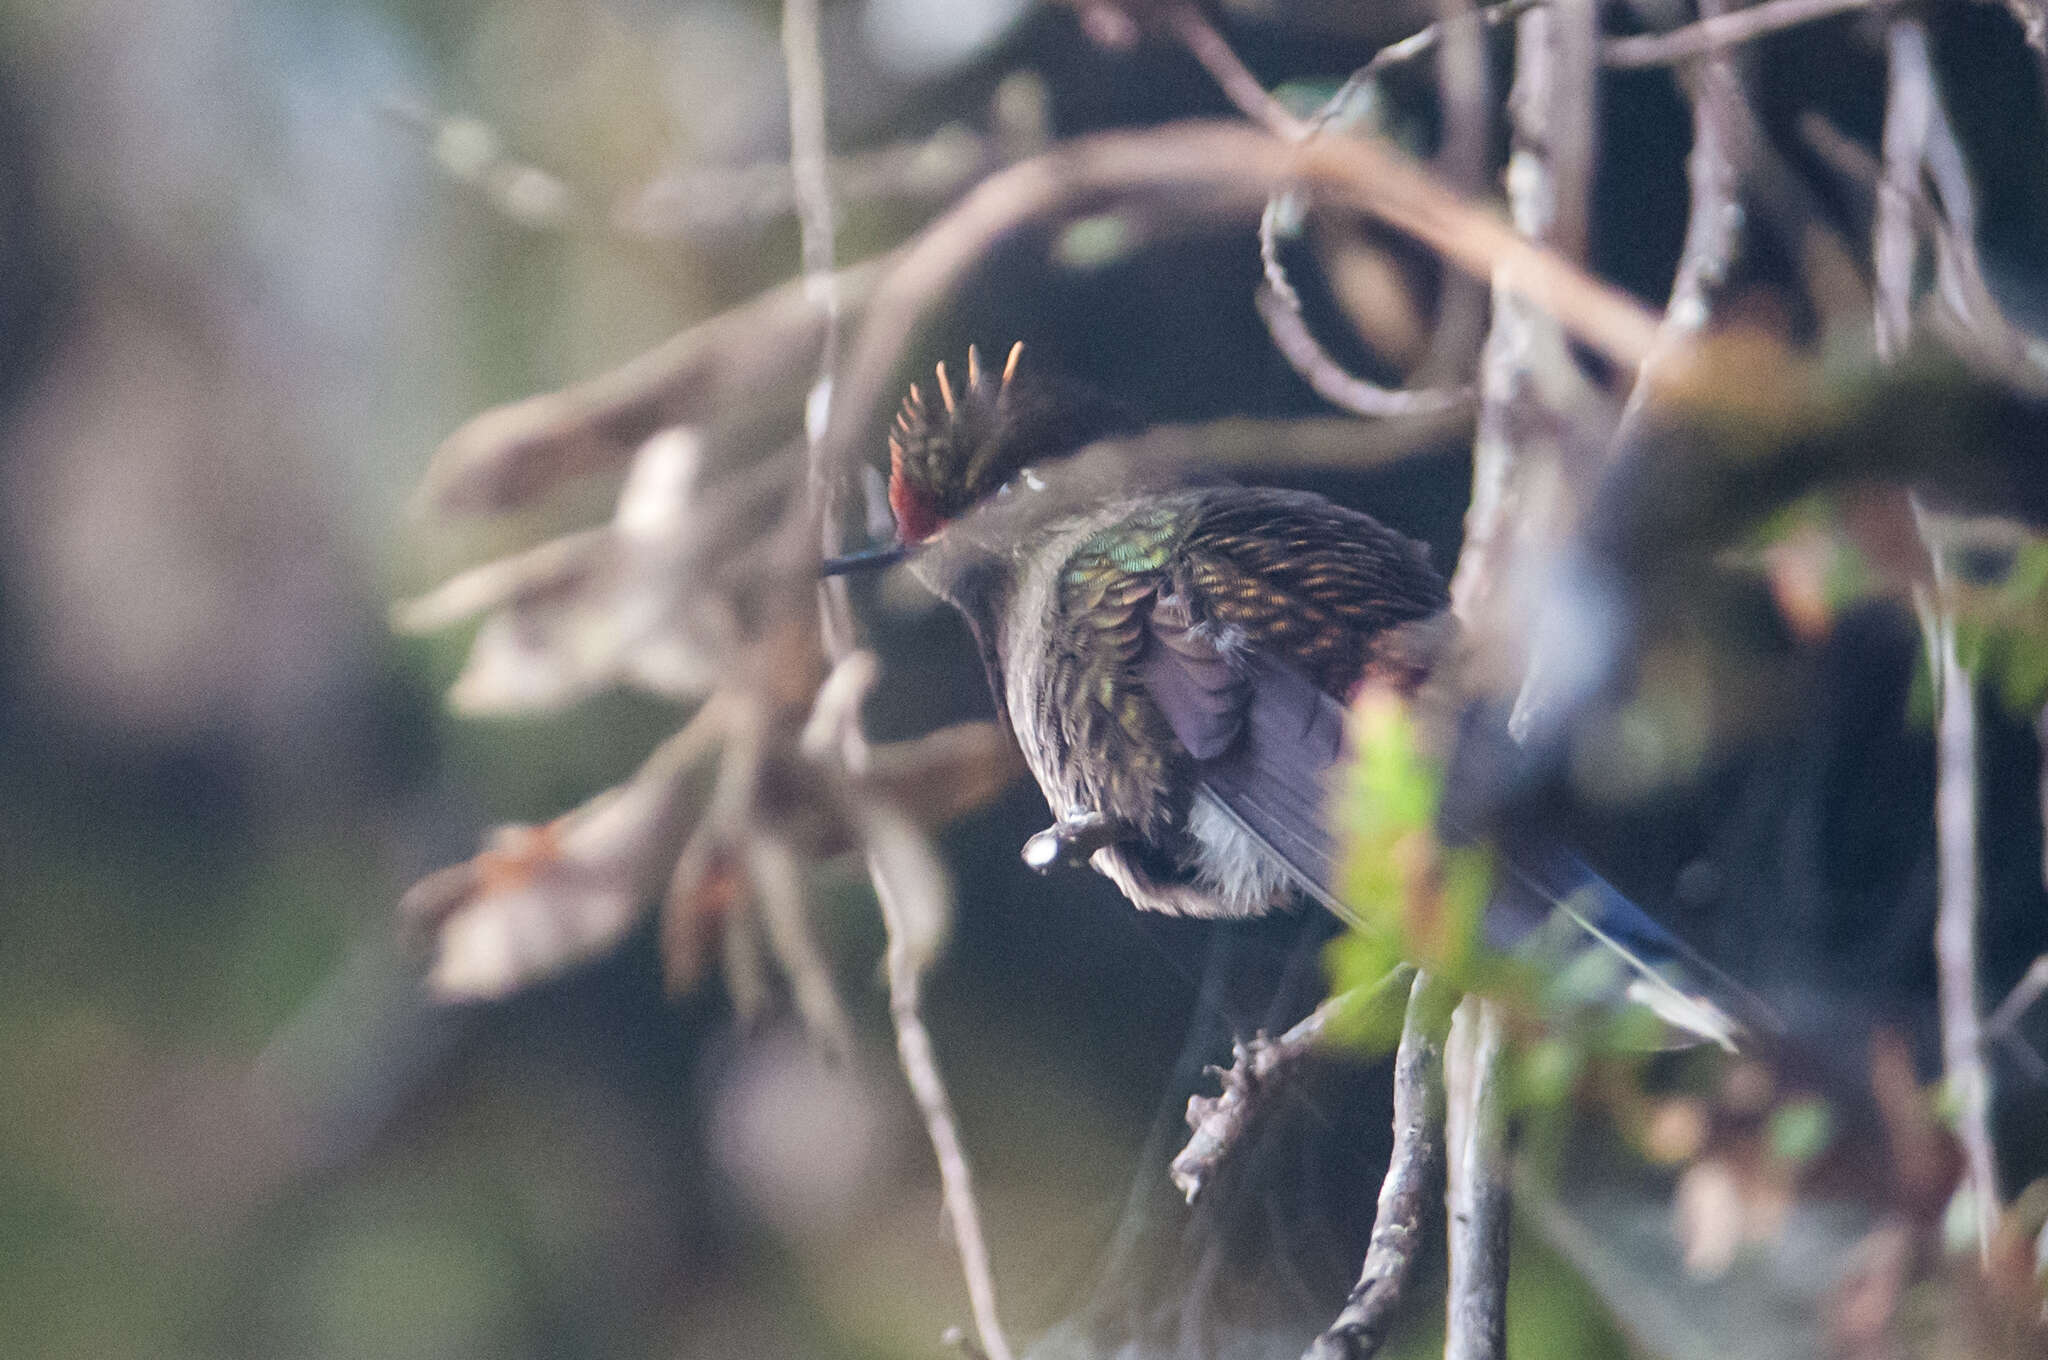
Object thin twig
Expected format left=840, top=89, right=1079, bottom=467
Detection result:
left=1875, top=20, right=1933, bottom=363
left=1913, top=547, right=1998, bottom=1264
left=1883, top=30, right=1998, bottom=1260
left=1172, top=967, right=1415, bottom=1204
left=782, top=4, right=1013, bottom=1356
left=1162, top=3, right=1305, bottom=138
left=745, top=828, right=857, bottom=1057
left=1985, top=953, right=2048, bottom=1082
left=1304, top=971, right=1456, bottom=1360
left=1917, top=62, right=2048, bottom=381
left=1799, top=108, right=2048, bottom=383
left=1354, top=0, right=1537, bottom=84
left=1444, top=997, right=1511, bottom=1360
left=1608, top=0, right=1748, bottom=437
left=1604, top=0, right=1890, bottom=69
left=1418, top=0, right=1497, bottom=387
left=876, top=856, right=1013, bottom=1360
left=1247, top=0, right=1498, bottom=413
left=1175, top=0, right=1472, bottom=414
left=1254, top=263, right=1475, bottom=418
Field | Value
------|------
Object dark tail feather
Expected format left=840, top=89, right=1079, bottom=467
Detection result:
left=1195, top=663, right=1756, bottom=1048
left=1484, top=837, right=1757, bottom=1051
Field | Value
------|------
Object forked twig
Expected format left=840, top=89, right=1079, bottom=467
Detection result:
left=1172, top=967, right=1415, bottom=1205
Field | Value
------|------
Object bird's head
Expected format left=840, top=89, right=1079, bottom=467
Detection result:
left=826, top=344, right=1142, bottom=579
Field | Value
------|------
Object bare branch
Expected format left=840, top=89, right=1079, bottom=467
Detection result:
left=1162, top=3, right=1305, bottom=138
left=1444, top=997, right=1510, bottom=1360
left=1537, top=0, right=1601, bottom=270
left=1875, top=21, right=1934, bottom=363
left=1166, top=1, right=1473, bottom=413
left=745, top=827, right=857, bottom=1058
left=818, top=120, right=1666, bottom=524
left=1604, top=0, right=1890, bottom=70
left=1172, top=967, right=1415, bottom=1204
left=1913, top=548, right=1998, bottom=1264
left=1874, top=30, right=2001, bottom=1253
left=781, top=5, right=1013, bottom=1354
left=418, top=257, right=887, bottom=515
left=1352, top=0, right=1536, bottom=84
left=1419, top=0, right=1498, bottom=386
left=873, top=833, right=1012, bottom=1360
left=1456, top=2, right=1593, bottom=640
left=1609, top=0, right=1748, bottom=435
left=1253, top=264, right=1474, bottom=418
left=1985, top=953, right=2048, bottom=1082
left=1304, top=971, right=1455, bottom=1360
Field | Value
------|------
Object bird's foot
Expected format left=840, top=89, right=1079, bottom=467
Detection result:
left=1022, top=810, right=1126, bottom=874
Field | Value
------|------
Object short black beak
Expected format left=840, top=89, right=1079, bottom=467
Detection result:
left=820, top=543, right=910, bottom=577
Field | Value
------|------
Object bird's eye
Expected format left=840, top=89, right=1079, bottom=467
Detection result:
left=1020, top=467, right=1046, bottom=492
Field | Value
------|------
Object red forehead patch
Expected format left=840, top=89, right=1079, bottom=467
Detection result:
left=888, top=441, right=940, bottom=544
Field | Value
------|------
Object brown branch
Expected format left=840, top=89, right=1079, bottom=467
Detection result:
left=781, top=4, right=1012, bottom=1354
left=1874, top=24, right=2000, bottom=1257
left=817, top=120, right=1664, bottom=526
left=1438, top=9, right=1572, bottom=1346
left=1172, top=967, right=1415, bottom=1204
left=873, top=831, right=1012, bottom=1360
left=1304, top=971, right=1456, bottom=1360
left=417, top=256, right=888, bottom=515
left=1443, top=997, right=1511, bottom=1360
left=1604, top=0, right=1891, bottom=69
left=1162, top=3, right=1305, bottom=138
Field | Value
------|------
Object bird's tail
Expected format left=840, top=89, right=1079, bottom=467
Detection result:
left=1479, top=835, right=1760, bottom=1051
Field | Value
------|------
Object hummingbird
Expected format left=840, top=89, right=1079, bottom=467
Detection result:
left=828, top=343, right=1746, bottom=1047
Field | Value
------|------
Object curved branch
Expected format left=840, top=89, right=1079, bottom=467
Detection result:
left=817, top=120, right=1664, bottom=521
